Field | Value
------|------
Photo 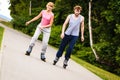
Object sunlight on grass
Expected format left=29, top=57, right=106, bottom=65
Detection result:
left=0, top=26, right=4, bottom=49
left=0, top=21, right=13, bottom=28
left=71, top=55, right=120, bottom=80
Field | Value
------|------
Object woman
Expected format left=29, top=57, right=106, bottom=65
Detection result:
left=53, top=5, right=85, bottom=68
left=25, top=2, right=54, bottom=62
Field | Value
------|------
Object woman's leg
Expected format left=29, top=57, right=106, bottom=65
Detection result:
left=41, top=31, right=50, bottom=54
left=26, top=27, right=41, bottom=55
left=40, top=30, right=50, bottom=61
left=30, top=27, right=41, bottom=45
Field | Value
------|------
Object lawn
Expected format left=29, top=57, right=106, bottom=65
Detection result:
left=0, top=26, right=4, bottom=49
left=71, top=55, right=120, bottom=80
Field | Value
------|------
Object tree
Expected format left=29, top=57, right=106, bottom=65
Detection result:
left=88, top=0, right=99, bottom=60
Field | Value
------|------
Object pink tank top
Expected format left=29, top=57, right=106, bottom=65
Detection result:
left=40, top=10, right=54, bottom=26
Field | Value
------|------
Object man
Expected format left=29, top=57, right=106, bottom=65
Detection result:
left=53, top=5, right=84, bottom=68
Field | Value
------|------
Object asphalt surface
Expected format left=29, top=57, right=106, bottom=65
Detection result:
left=0, top=23, right=102, bottom=80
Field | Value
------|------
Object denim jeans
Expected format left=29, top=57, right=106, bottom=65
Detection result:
left=56, top=34, right=78, bottom=60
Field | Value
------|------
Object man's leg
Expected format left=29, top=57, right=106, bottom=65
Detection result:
left=63, top=36, right=78, bottom=68
left=53, top=34, right=70, bottom=65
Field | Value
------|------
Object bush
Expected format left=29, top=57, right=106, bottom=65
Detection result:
left=49, top=25, right=61, bottom=48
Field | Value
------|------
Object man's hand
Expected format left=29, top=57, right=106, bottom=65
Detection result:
left=60, top=33, right=64, bottom=39
left=81, top=36, right=84, bottom=42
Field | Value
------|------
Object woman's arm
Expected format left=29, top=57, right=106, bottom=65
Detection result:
left=25, top=11, right=42, bottom=26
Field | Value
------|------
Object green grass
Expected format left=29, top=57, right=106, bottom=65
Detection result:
left=0, top=26, right=4, bottom=49
left=0, top=21, right=13, bottom=28
left=71, top=55, right=120, bottom=80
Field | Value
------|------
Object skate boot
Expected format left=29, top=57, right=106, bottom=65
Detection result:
left=53, top=57, right=59, bottom=65
left=63, top=59, right=68, bottom=69
left=41, top=53, right=46, bottom=62
left=25, top=46, right=33, bottom=56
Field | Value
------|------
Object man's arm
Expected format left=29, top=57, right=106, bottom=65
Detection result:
left=81, top=17, right=84, bottom=42
left=61, top=15, right=70, bottom=39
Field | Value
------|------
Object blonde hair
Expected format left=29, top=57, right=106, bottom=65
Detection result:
left=46, top=2, right=54, bottom=9
left=74, top=5, right=82, bottom=11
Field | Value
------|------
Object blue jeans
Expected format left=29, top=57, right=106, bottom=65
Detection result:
left=56, top=34, right=78, bottom=60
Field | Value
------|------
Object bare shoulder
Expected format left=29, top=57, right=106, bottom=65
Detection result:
left=67, top=14, right=72, bottom=19
left=80, top=15, right=84, bottom=22
left=51, top=12, right=54, bottom=16
left=80, top=15, right=84, bottom=20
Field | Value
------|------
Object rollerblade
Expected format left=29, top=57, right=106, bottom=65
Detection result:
left=63, top=64, right=68, bottom=69
left=25, top=43, right=34, bottom=56
left=25, top=46, right=33, bottom=56
left=53, top=57, right=59, bottom=65
left=41, top=53, right=46, bottom=62
left=63, top=60, right=68, bottom=69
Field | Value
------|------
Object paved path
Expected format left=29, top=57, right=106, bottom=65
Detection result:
left=0, top=23, right=102, bottom=80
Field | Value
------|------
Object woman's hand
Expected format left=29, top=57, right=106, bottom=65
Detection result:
left=25, top=21, right=30, bottom=26
left=40, top=26, right=44, bottom=30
